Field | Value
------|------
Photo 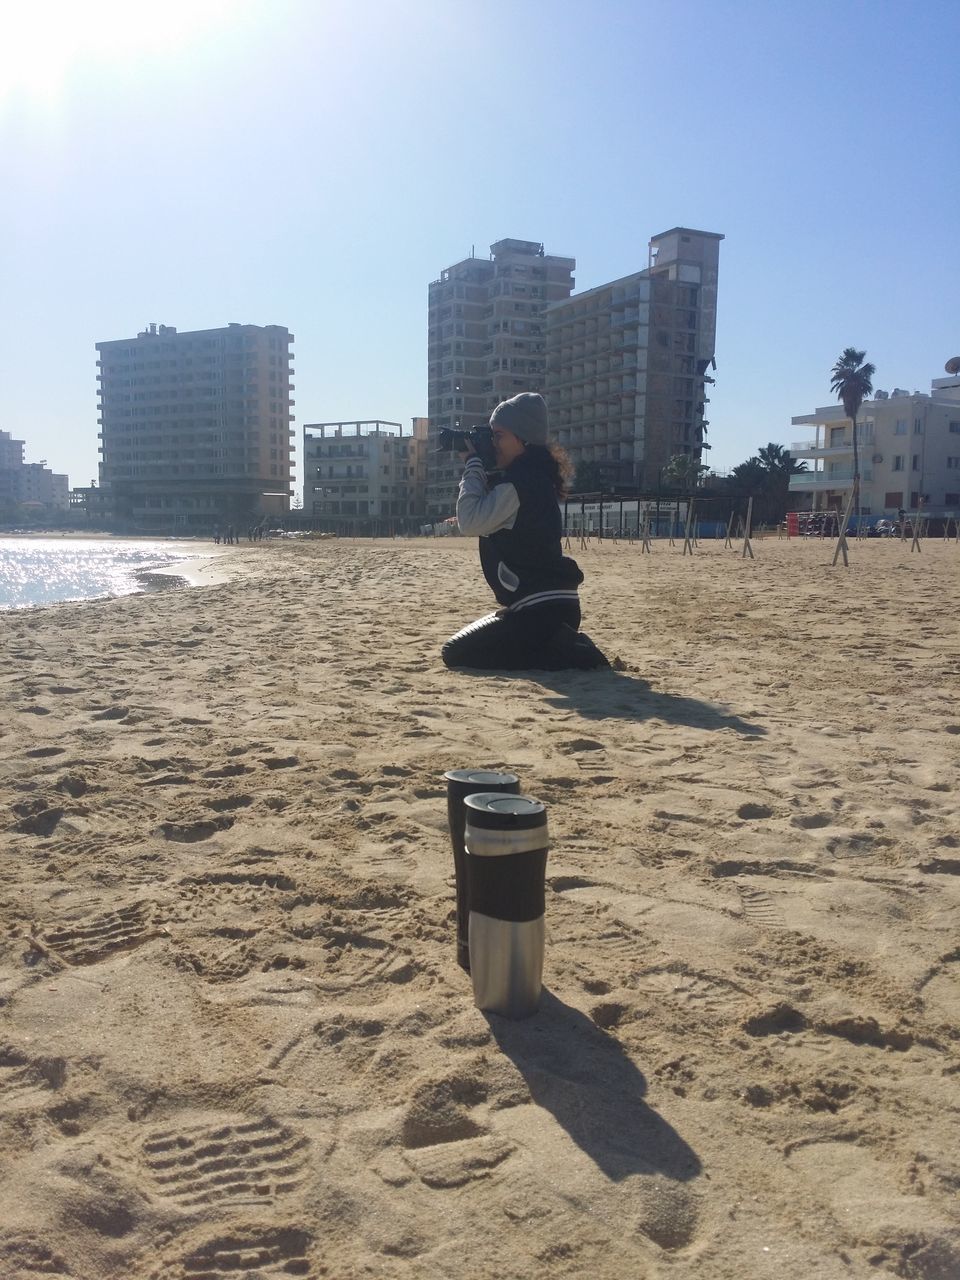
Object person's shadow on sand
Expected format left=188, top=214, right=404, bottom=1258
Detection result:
left=486, top=989, right=701, bottom=1183
left=457, top=666, right=766, bottom=736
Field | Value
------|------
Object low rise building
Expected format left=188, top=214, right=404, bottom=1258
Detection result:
left=303, top=419, right=428, bottom=529
left=789, top=373, right=960, bottom=518
left=0, top=429, right=69, bottom=516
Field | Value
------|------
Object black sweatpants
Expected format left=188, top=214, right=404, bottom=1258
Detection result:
left=442, top=600, right=608, bottom=671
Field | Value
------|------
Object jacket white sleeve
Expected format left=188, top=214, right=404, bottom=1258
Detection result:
left=456, top=457, right=520, bottom=537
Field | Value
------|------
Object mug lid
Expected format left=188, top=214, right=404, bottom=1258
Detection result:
left=444, top=769, right=519, bottom=786
left=464, top=792, right=545, bottom=829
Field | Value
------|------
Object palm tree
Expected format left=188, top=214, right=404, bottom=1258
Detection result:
left=829, top=348, right=875, bottom=518
left=661, top=453, right=709, bottom=491
left=756, top=442, right=807, bottom=475
left=753, top=443, right=808, bottom=524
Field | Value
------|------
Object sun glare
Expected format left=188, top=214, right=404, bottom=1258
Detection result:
left=1, top=0, right=235, bottom=104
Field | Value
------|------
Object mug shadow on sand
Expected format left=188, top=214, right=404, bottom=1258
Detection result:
left=486, top=989, right=701, bottom=1183
left=458, top=666, right=766, bottom=737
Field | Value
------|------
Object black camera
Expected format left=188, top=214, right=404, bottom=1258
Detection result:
left=437, top=424, right=497, bottom=471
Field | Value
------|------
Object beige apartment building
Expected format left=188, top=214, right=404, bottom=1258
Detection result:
left=426, top=239, right=575, bottom=516
left=789, top=372, right=960, bottom=518
left=303, top=418, right=428, bottom=529
left=0, top=429, right=69, bottom=514
left=545, top=227, right=722, bottom=491
left=96, top=322, right=295, bottom=531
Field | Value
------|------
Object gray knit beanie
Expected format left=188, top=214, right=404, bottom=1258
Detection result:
left=489, top=392, right=549, bottom=446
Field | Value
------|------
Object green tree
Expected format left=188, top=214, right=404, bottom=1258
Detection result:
left=830, top=348, right=875, bottom=518
left=661, top=453, right=710, bottom=491
left=730, top=457, right=768, bottom=489
left=572, top=461, right=606, bottom=494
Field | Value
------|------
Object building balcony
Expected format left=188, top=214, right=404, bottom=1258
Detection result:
left=789, top=468, right=872, bottom=492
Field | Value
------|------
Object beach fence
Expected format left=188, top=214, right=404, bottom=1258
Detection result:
left=561, top=497, right=726, bottom=542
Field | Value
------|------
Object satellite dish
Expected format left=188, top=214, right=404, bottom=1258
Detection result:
left=946, top=356, right=960, bottom=375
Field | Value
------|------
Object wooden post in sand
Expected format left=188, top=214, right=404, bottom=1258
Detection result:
left=724, top=510, right=735, bottom=548
left=911, top=499, right=925, bottom=553
left=742, top=497, right=755, bottom=560
left=831, top=489, right=857, bottom=567
left=682, top=499, right=696, bottom=556
left=640, top=511, right=652, bottom=554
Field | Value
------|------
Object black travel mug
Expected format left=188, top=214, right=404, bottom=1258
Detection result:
left=444, top=769, right=520, bottom=972
left=464, top=793, right=548, bottom=1019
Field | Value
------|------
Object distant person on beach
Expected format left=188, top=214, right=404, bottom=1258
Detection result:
left=441, top=392, right=608, bottom=671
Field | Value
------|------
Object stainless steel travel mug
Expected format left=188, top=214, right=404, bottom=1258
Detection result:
left=464, top=793, right=548, bottom=1019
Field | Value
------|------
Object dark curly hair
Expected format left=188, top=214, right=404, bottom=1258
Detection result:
left=524, top=444, right=574, bottom=499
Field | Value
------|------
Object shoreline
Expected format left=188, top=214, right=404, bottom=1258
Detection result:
left=142, top=550, right=233, bottom=589
left=0, top=538, right=235, bottom=612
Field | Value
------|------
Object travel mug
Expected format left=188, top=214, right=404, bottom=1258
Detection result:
left=444, top=770, right=520, bottom=972
left=464, top=793, right=548, bottom=1019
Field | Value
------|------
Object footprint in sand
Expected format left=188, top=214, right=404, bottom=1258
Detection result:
left=206, top=794, right=253, bottom=812
left=791, top=812, right=833, bottom=829
left=0, top=1236, right=71, bottom=1279
left=736, top=802, right=774, bottom=820
left=269, top=1011, right=387, bottom=1077
left=0, top=1044, right=67, bottom=1113
left=400, top=1070, right=515, bottom=1189
left=40, top=901, right=158, bottom=966
left=204, top=762, right=251, bottom=778
left=261, top=756, right=300, bottom=771
left=159, top=817, right=233, bottom=843
left=151, top=1225, right=315, bottom=1280
left=91, top=704, right=129, bottom=721
left=12, top=805, right=65, bottom=838
left=141, top=1115, right=310, bottom=1209
left=735, top=884, right=786, bottom=928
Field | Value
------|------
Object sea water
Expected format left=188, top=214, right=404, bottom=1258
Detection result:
left=0, top=539, right=205, bottom=610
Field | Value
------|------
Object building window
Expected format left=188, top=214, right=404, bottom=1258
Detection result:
left=884, top=491, right=903, bottom=508
left=894, top=420, right=907, bottom=435
left=913, top=418, right=923, bottom=434
left=912, top=454, right=920, bottom=471
left=950, top=422, right=960, bottom=434
left=948, top=457, right=960, bottom=469
left=945, top=493, right=960, bottom=505
left=892, top=455, right=904, bottom=471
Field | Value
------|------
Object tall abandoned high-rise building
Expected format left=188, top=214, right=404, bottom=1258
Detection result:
left=545, top=228, right=722, bottom=491
left=96, top=322, right=295, bottom=531
left=425, top=239, right=575, bottom=516
left=426, top=230, right=722, bottom=507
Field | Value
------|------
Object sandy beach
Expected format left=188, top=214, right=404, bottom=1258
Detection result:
left=1, top=533, right=959, bottom=1279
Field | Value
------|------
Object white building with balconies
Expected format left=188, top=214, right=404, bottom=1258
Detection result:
left=789, top=373, right=960, bottom=519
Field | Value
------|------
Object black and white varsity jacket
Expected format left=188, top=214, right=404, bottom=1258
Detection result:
left=456, top=453, right=584, bottom=611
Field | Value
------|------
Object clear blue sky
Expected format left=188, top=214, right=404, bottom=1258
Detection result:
left=2, top=0, right=958, bottom=490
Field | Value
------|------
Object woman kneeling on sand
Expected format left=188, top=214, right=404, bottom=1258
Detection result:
left=441, top=392, right=608, bottom=671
